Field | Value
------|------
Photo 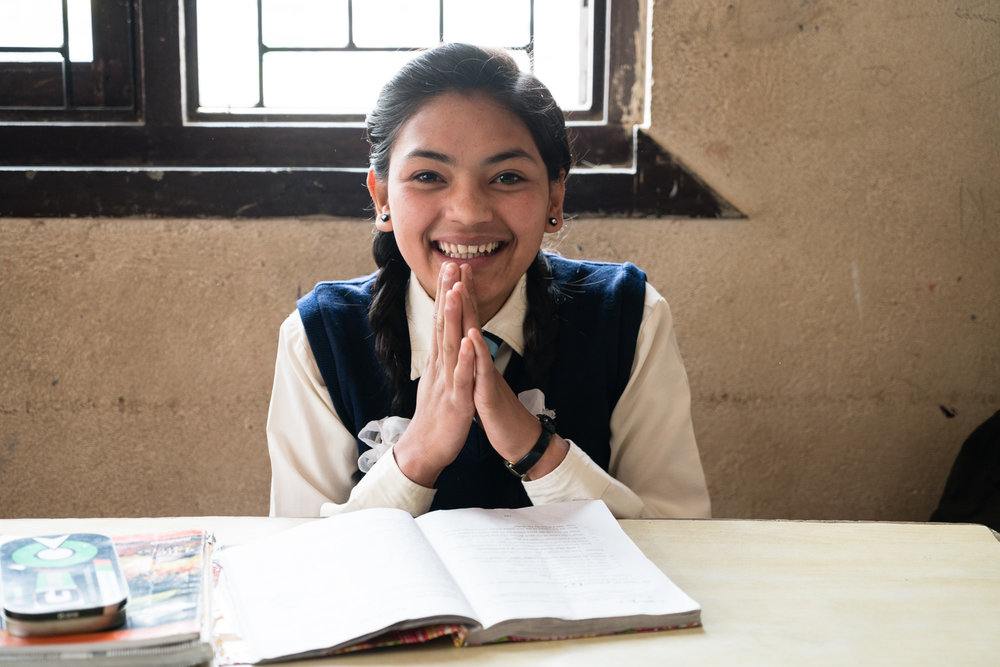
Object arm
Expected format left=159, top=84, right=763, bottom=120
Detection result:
left=266, top=311, right=435, bottom=518
left=521, top=284, right=711, bottom=519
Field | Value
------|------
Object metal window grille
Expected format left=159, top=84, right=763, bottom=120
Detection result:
left=1, top=0, right=76, bottom=109
left=188, top=0, right=601, bottom=120
left=0, top=0, right=135, bottom=118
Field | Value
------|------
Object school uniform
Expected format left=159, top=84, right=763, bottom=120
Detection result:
left=267, top=254, right=710, bottom=519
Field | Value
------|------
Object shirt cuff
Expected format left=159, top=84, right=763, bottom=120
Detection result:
left=319, top=447, right=436, bottom=518
left=521, top=439, right=603, bottom=494
left=521, top=441, right=643, bottom=519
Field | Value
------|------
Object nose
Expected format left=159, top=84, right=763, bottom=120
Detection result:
left=445, top=177, right=492, bottom=225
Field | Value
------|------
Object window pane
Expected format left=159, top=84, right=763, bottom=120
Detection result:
left=0, top=50, right=62, bottom=63
left=263, top=51, right=417, bottom=113
left=67, top=0, right=93, bottom=62
left=0, top=0, right=93, bottom=63
left=353, top=0, right=439, bottom=48
left=261, top=0, right=348, bottom=48
left=442, top=0, right=531, bottom=47
left=534, top=0, right=591, bottom=109
left=505, top=49, right=530, bottom=73
left=0, top=0, right=63, bottom=47
left=192, top=0, right=593, bottom=115
left=197, top=0, right=260, bottom=108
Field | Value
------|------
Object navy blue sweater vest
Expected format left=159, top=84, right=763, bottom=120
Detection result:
left=297, top=254, right=647, bottom=511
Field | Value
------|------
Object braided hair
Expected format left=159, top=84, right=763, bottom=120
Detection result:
left=366, top=44, right=572, bottom=416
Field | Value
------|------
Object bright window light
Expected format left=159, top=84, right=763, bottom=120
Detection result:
left=67, top=0, right=94, bottom=62
left=352, top=0, right=439, bottom=48
left=0, top=0, right=93, bottom=62
left=194, top=0, right=593, bottom=115
left=196, top=0, right=261, bottom=108
left=442, top=0, right=531, bottom=47
left=261, top=0, right=348, bottom=48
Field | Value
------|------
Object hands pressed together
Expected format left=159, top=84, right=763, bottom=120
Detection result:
left=392, top=262, right=568, bottom=487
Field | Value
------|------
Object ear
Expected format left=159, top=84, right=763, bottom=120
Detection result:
left=544, top=170, right=567, bottom=233
left=367, top=169, right=392, bottom=231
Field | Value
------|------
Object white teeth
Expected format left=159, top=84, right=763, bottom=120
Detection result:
left=437, top=241, right=501, bottom=259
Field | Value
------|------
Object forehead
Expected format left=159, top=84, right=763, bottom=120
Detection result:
left=390, top=92, right=542, bottom=165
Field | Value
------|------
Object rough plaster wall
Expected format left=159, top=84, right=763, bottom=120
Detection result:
left=641, top=0, right=1000, bottom=518
left=1, top=0, right=998, bottom=519
left=1, top=218, right=373, bottom=516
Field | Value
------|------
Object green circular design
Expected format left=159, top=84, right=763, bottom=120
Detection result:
left=12, top=539, right=98, bottom=568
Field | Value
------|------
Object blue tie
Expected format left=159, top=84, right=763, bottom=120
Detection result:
left=483, top=331, right=502, bottom=359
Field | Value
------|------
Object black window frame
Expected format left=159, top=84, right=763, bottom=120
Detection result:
left=0, top=0, right=137, bottom=120
left=0, top=0, right=741, bottom=219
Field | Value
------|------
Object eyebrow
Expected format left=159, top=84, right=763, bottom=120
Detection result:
left=402, top=148, right=539, bottom=167
left=404, top=149, right=453, bottom=165
left=483, top=148, right=538, bottom=166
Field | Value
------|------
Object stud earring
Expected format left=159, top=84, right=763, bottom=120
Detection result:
left=548, top=217, right=559, bottom=227
left=380, top=212, right=390, bottom=222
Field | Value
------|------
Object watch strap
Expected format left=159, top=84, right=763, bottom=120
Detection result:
left=504, top=414, right=557, bottom=480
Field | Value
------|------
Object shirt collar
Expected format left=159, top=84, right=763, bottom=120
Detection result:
left=407, top=271, right=527, bottom=380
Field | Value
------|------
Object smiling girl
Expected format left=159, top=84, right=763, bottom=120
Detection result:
left=267, top=43, right=710, bottom=519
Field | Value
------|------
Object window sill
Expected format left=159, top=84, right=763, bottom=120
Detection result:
left=0, top=130, right=741, bottom=219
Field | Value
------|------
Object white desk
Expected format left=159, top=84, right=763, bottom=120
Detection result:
left=2, top=516, right=998, bottom=665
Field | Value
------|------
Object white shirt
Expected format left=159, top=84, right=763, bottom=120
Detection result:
left=267, top=272, right=711, bottom=519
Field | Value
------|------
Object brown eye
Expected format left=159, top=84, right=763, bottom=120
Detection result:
left=414, top=171, right=442, bottom=183
left=495, top=172, right=523, bottom=185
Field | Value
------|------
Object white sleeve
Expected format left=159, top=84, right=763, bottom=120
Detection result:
left=266, top=311, right=435, bottom=518
left=523, top=284, right=711, bottom=519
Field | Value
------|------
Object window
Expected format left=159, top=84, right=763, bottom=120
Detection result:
left=0, top=0, right=135, bottom=119
left=192, top=0, right=595, bottom=116
left=0, top=0, right=739, bottom=218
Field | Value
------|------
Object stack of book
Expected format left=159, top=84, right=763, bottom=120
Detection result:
left=0, top=530, right=213, bottom=667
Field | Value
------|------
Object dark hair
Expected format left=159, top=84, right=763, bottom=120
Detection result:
left=366, top=43, right=570, bottom=416
left=367, top=43, right=571, bottom=181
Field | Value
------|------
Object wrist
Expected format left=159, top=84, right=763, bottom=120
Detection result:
left=524, top=434, right=568, bottom=480
left=503, top=414, right=562, bottom=480
left=392, top=433, right=445, bottom=488
left=488, top=404, right=543, bottom=460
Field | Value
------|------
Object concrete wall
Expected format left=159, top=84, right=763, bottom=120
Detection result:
left=2, top=0, right=998, bottom=519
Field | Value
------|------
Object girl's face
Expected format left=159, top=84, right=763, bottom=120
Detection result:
left=369, top=92, right=564, bottom=324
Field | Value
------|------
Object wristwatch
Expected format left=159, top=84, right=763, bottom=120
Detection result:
left=504, top=414, right=557, bottom=480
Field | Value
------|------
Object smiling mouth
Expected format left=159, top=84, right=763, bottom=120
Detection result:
left=435, top=241, right=503, bottom=260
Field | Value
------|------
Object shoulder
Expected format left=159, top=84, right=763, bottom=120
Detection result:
left=641, top=281, right=671, bottom=317
left=299, top=272, right=379, bottom=310
left=544, top=253, right=647, bottom=288
left=294, top=272, right=382, bottom=374
left=636, top=282, right=676, bottom=346
left=543, top=254, right=647, bottom=318
left=296, top=272, right=379, bottom=333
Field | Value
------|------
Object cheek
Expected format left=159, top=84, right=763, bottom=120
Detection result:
left=388, top=194, right=437, bottom=236
left=384, top=212, right=439, bottom=289
left=515, top=188, right=553, bottom=221
left=510, top=202, right=548, bottom=243
left=392, top=229, right=434, bottom=273
left=386, top=189, right=427, bottom=232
